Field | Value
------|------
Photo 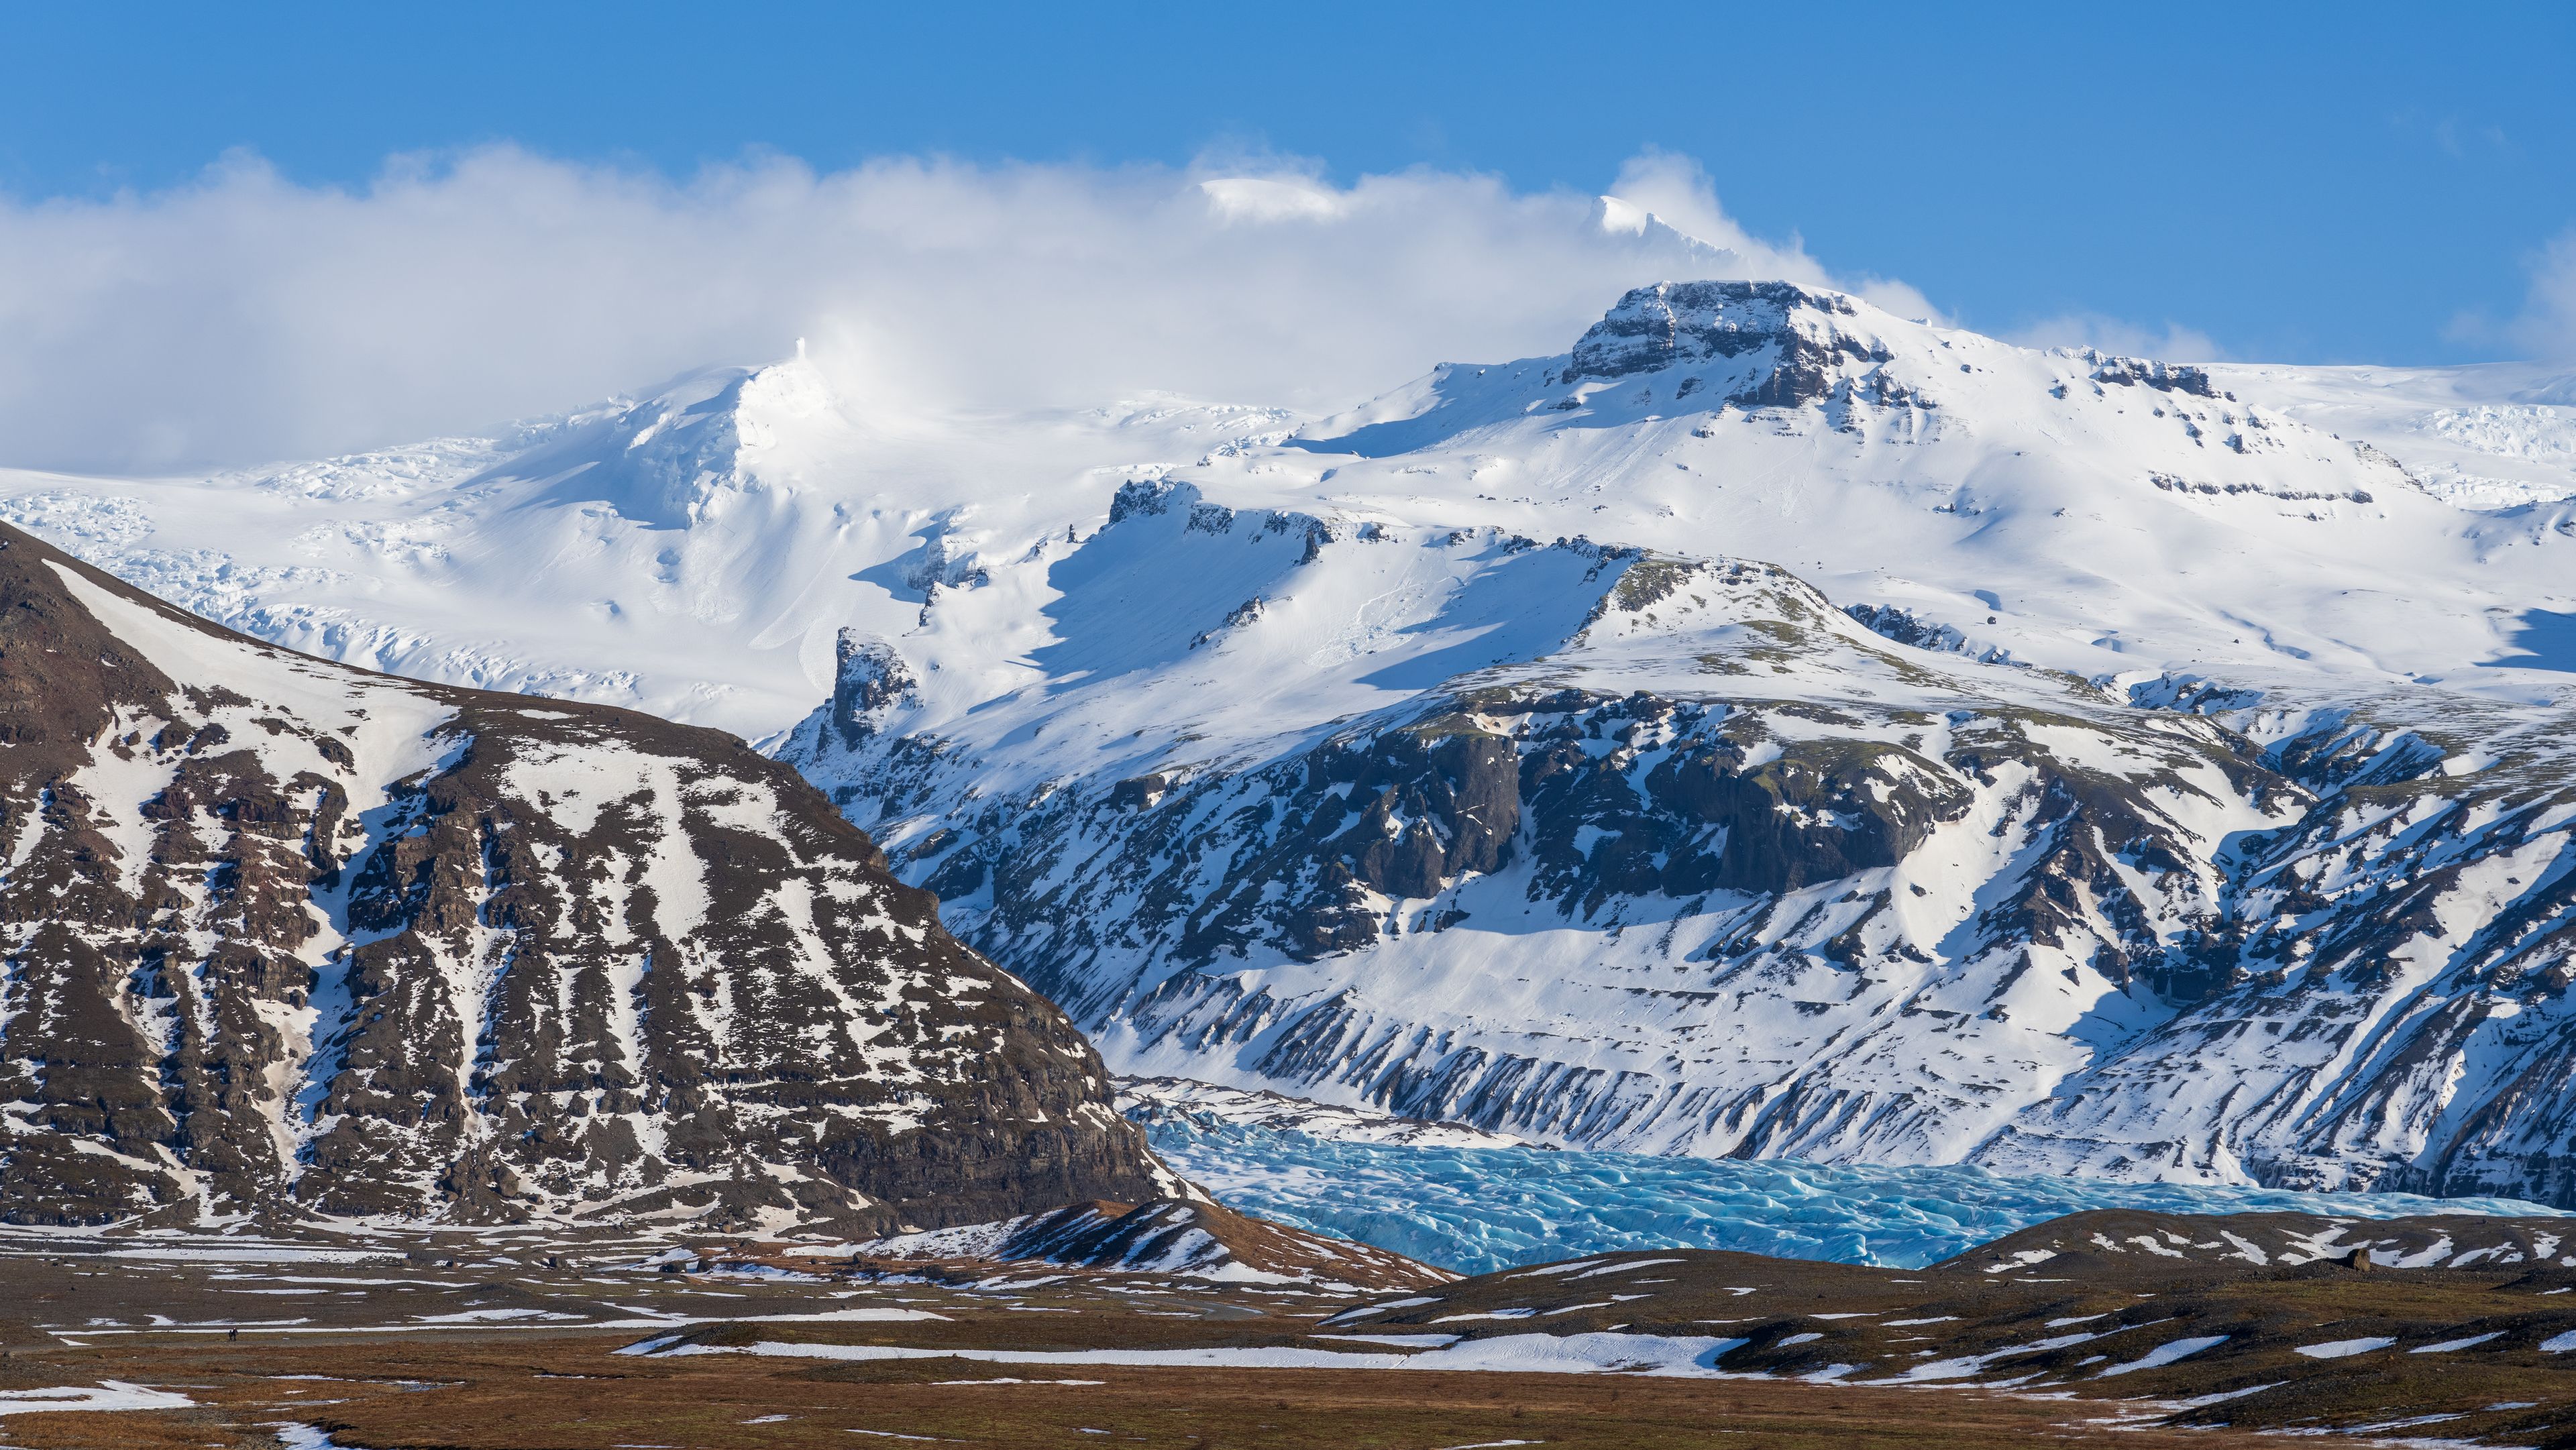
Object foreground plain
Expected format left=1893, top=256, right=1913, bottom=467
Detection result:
left=13, top=1209, right=2576, bottom=1446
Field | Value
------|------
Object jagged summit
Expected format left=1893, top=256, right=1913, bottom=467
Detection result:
left=1567, top=280, right=1880, bottom=380
left=1563, top=279, right=2218, bottom=400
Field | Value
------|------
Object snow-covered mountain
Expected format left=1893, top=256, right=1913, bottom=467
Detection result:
left=9, top=282, right=2567, bottom=742
left=0, top=522, right=1174, bottom=1231
left=9, top=276, right=2576, bottom=1205
left=773, top=282, right=2576, bottom=1205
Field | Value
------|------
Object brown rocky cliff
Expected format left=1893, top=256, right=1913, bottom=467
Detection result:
left=0, top=524, right=1171, bottom=1231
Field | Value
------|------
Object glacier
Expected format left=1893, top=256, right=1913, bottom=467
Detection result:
left=1141, top=1116, right=2565, bottom=1276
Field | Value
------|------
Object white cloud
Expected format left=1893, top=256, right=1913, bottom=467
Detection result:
left=1197, top=175, right=1350, bottom=224
left=2509, top=227, right=2576, bottom=363
left=2441, top=228, right=2576, bottom=370
left=1602, top=152, right=1945, bottom=324
left=0, top=146, right=1911, bottom=473
left=2007, top=312, right=2226, bottom=363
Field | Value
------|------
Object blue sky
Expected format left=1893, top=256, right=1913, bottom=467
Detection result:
left=8, top=2, right=2569, bottom=366
left=0, top=4, right=2571, bottom=471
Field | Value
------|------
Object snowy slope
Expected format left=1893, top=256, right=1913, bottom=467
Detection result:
left=2220, top=361, right=2576, bottom=513
left=0, top=366, right=1296, bottom=740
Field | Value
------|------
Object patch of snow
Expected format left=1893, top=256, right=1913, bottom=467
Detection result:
left=0, top=1381, right=196, bottom=1414
left=653, top=1330, right=1748, bottom=1378
left=2096, top=1335, right=2229, bottom=1378
left=2294, top=1337, right=2397, bottom=1359
left=2410, top=1332, right=2504, bottom=1353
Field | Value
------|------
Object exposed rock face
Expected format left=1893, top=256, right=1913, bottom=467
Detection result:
left=2088, top=353, right=2222, bottom=399
left=1978, top=706, right=2576, bottom=1201
left=0, top=524, right=1171, bottom=1230
left=1843, top=603, right=2024, bottom=668
left=1566, top=280, right=1898, bottom=410
left=830, top=630, right=918, bottom=750
left=1167, top=720, right=1521, bottom=963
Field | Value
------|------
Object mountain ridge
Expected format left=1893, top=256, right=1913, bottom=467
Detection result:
left=0, top=521, right=1176, bottom=1231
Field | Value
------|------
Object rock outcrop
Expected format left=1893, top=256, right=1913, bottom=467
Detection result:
left=1565, top=280, right=1900, bottom=410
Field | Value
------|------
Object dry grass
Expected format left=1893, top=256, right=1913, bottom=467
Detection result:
left=0, top=1331, right=2304, bottom=1449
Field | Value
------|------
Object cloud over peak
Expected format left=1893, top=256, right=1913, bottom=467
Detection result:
left=0, top=146, right=1897, bottom=473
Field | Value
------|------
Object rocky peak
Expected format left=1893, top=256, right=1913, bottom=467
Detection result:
left=2085, top=351, right=2224, bottom=400
left=1565, top=280, right=1898, bottom=410
left=1568, top=280, right=1878, bottom=381
left=831, top=630, right=919, bottom=750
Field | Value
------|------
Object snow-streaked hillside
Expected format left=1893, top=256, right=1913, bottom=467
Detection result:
left=0, top=524, right=1173, bottom=1231
left=10, top=275, right=2576, bottom=1203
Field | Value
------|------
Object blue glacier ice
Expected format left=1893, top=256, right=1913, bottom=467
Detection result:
left=1145, top=1120, right=2570, bottom=1276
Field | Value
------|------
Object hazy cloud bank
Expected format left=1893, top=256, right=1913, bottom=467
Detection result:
left=2515, top=229, right=2576, bottom=362
left=5, top=143, right=2555, bottom=475
left=0, top=148, right=1916, bottom=473
left=2005, top=314, right=2227, bottom=364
